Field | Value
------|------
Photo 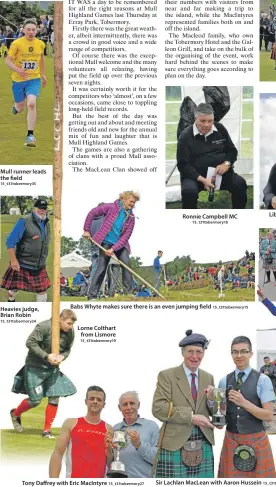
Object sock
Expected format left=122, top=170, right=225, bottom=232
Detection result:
left=13, top=398, right=32, bottom=417
left=36, top=293, right=47, bottom=302
left=27, top=130, right=34, bottom=136
left=8, top=290, right=18, bottom=301
left=44, top=404, right=58, bottom=432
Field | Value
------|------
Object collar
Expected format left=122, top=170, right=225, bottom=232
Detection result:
left=120, top=415, right=143, bottom=427
left=32, top=211, right=46, bottom=224
left=118, top=199, right=131, bottom=214
left=183, top=363, right=198, bottom=378
left=235, top=366, right=252, bottom=379
left=193, top=122, right=218, bottom=138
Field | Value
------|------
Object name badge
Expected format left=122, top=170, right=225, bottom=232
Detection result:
left=212, top=139, right=226, bottom=144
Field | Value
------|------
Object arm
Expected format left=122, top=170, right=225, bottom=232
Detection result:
left=26, top=323, right=51, bottom=361
left=135, top=424, right=159, bottom=466
left=262, top=297, right=276, bottom=316
left=177, top=133, right=200, bottom=181
left=83, top=204, right=111, bottom=233
left=241, top=400, right=273, bottom=422
left=152, top=371, right=193, bottom=425
left=6, top=219, right=25, bottom=249
left=60, top=330, right=75, bottom=361
left=222, top=125, right=238, bottom=165
left=105, top=424, right=114, bottom=465
left=263, top=165, right=276, bottom=209
left=49, top=419, right=74, bottom=477
left=112, top=216, right=135, bottom=252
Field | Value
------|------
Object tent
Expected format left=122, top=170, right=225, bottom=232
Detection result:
left=61, top=251, right=91, bottom=278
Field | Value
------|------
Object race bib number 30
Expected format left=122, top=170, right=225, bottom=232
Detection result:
left=22, top=61, right=37, bottom=70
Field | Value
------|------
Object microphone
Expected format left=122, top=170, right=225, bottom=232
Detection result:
left=208, top=175, right=216, bottom=202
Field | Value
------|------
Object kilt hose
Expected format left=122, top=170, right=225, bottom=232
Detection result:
left=155, top=427, right=214, bottom=478
left=1, top=266, right=51, bottom=293
left=271, top=44, right=276, bottom=60
left=24, top=366, right=77, bottom=402
left=218, top=431, right=276, bottom=478
left=263, top=258, right=276, bottom=271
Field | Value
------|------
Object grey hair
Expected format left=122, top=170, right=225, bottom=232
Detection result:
left=194, top=103, right=214, bottom=118
left=119, top=391, right=139, bottom=405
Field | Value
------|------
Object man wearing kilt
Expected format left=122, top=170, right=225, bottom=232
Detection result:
left=260, top=231, right=276, bottom=285
left=10, top=310, right=77, bottom=439
left=1, top=199, right=51, bottom=302
left=152, top=330, right=215, bottom=478
left=216, top=335, right=276, bottom=478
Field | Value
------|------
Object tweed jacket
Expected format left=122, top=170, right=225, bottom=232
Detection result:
left=260, top=238, right=276, bottom=259
left=83, top=200, right=135, bottom=253
left=152, top=364, right=215, bottom=451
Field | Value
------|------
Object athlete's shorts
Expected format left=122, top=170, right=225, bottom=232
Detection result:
left=12, top=78, right=41, bottom=103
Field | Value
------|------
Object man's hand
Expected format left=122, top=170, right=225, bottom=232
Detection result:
left=215, top=163, right=230, bottom=175
left=17, top=68, right=29, bottom=79
left=127, top=429, right=141, bottom=449
left=228, top=390, right=247, bottom=407
left=104, top=429, right=114, bottom=454
left=105, top=248, right=114, bottom=257
left=55, top=355, right=65, bottom=365
left=257, top=286, right=265, bottom=300
left=203, top=178, right=215, bottom=192
left=271, top=197, right=276, bottom=209
left=192, top=414, right=215, bottom=429
left=47, top=353, right=59, bottom=365
left=205, top=385, right=215, bottom=400
left=41, top=74, right=47, bottom=87
left=82, top=231, right=91, bottom=240
left=11, top=259, right=20, bottom=272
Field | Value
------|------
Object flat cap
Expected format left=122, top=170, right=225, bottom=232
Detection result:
left=179, top=329, right=209, bottom=349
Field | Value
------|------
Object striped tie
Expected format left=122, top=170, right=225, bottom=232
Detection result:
left=236, top=372, right=245, bottom=387
left=191, top=373, right=197, bottom=405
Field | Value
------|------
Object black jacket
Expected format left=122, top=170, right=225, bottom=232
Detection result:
left=263, top=164, right=276, bottom=209
left=177, top=122, right=238, bottom=181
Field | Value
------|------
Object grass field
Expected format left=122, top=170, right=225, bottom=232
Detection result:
left=0, top=215, right=53, bottom=302
left=260, top=50, right=276, bottom=82
left=0, top=56, right=54, bottom=165
left=1, top=400, right=59, bottom=457
left=61, top=286, right=255, bottom=302
left=166, top=185, right=253, bottom=209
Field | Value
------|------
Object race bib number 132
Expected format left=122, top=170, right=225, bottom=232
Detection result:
left=22, top=61, right=37, bottom=70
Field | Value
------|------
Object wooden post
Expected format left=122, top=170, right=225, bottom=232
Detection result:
left=52, top=2, right=63, bottom=355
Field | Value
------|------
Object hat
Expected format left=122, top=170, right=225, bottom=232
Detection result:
left=34, top=199, right=48, bottom=210
left=179, top=329, right=209, bottom=349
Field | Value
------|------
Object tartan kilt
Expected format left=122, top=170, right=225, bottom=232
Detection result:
left=155, top=427, right=214, bottom=478
left=23, top=365, right=77, bottom=402
left=218, top=431, right=276, bottom=478
left=1, top=266, right=51, bottom=293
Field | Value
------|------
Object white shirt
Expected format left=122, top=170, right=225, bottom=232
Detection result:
left=193, top=122, right=218, bottom=140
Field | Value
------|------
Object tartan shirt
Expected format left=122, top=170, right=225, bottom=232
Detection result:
left=25, top=319, right=74, bottom=369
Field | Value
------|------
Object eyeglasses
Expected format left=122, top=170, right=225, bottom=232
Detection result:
left=185, top=350, right=204, bottom=357
left=231, top=350, right=250, bottom=357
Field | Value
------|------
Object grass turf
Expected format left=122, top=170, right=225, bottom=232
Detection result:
left=0, top=56, right=54, bottom=165
left=1, top=399, right=59, bottom=457
left=260, top=50, right=276, bottom=82
left=61, top=286, right=255, bottom=302
left=0, top=214, right=53, bottom=302
left=166, top=185, right=253, bottom=209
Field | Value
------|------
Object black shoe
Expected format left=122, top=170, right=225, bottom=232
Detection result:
left=264, top=280, right=271, bottom=284
left=10, top=409, right=23, bottom=432
left=42, top=430, right=55, bottom=439
left=8, top=299, right=15, bottom=302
